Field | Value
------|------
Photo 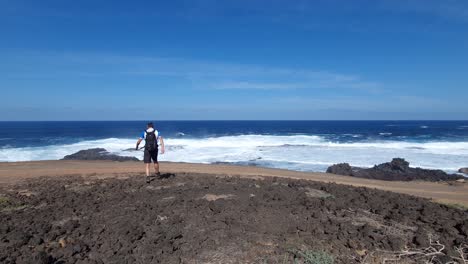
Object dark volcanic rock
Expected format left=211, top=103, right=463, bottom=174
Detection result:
left=62, top=148, right=139, bottom=162
left=326, top=163, right=353, bottom=175
left=459, top=168, right=468, bottom=174
left=0, top=174, right=466, bottom=263
left=327, top=158, right=464, bottom=181
left=33, top=251, right=55, bottom=264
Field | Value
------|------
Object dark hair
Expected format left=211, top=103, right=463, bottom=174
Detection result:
left=147, top=122, right=154, bottom=128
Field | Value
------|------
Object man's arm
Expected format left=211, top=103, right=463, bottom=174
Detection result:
left=136, top=138, right=143, bottom=150
left=159, top=136, right=165, bottom=154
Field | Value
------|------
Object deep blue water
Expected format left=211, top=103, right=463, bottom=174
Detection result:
left=1, top=121, right=468, bottom=148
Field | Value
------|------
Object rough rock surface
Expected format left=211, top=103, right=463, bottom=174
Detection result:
left=0, top=174, right=467, bottom=263
left=327, top=158, right=464, bottom=181
left=459, top=168, right=468, bottom=174
left=62, top=148, right=139, bottom=162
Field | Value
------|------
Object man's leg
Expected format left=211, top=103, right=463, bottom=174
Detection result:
left=153, top=162, right=160, bottom=175
left=144, top=150, right=151, bottom=177
left=152, top=150, right=160, bottom=176
left=144, top=150, right=152, bottom=183
left=146, top=163, right=150, bottom=176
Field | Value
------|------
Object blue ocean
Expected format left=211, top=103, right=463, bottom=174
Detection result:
left=0, top=121, right=467, bottom=173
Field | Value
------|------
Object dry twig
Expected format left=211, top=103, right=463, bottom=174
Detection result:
left=451, top=244, right=468, bottom=264
left=381, top=238, right=445, bottom=263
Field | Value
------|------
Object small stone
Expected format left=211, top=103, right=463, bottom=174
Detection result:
left=157, top=215, right=168, bottom=221
left=58, top=238, right=67, bottom=248
left=33, top=251, right=54, bottom=264
left=356, top=249, right=367, bottom=256
left=72, top=244, right=82, bottom=254
left=30, top=236, right=44, bottom=245
left=413, top=233, right=429, bottom=247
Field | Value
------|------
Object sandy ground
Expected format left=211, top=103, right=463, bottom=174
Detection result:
left=0, top=160, right=466, bottom=207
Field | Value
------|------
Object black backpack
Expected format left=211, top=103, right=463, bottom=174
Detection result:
left=145, top=131, right=158, bottom=151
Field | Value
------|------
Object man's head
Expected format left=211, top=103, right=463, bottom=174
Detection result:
left=147, top=122, right=154, bottom=129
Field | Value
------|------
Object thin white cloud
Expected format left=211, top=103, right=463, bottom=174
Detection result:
left=212, top=81, right=307, bottom=90
left=124, top=60, right=384, bottom=92
left=379, top=0, right=468, bottom=23
left=239, top=95, right=464, bottom=114
left=210, top=79, right=382, bottom=92
left=2, top=51, right=384, bottom=93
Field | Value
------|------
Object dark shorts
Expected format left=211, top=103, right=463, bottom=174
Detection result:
left=143, top=149, right=158, bottom=163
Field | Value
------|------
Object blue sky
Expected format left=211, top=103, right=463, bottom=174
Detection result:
left=1, top=0, right=467, bottom=120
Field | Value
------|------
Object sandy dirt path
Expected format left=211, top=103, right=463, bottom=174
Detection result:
left=0, top=160, right=466, bottom=206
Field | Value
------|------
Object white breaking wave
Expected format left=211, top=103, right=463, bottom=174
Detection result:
left=379, top=132, right=392, bottom=136
left=0, top=138, right=136, bottom=162
left=0, top=135, right=467, bottom=173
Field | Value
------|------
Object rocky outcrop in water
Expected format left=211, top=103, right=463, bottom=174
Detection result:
left=62, top=148, right=139, bottom=162
left=327, top=158, right=464, bottom=181
left=459, top=168, right=468, bottom=174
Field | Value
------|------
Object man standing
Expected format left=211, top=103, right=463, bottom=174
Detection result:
left=136, top=122, right=165, bottom=183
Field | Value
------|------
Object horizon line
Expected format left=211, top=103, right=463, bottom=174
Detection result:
left=1, top=120, right=467, bottom=122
